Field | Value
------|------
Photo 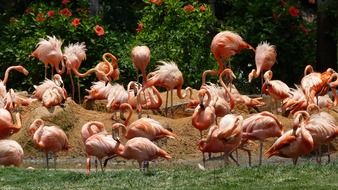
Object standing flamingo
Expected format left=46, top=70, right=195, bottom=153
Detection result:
left=261, top=70, right=291, bottom=112
left=141, top=60, right=189, bottom=116
left=0, top=139, right=24, bottom=167
left=112, top=103, right=176, bottom=141
left=211, top=30, right=255, bottom=73
left=0, top=65, right=29, bottom=99
left=0, top=110, right=21, bottom=139
left=85, top=132, right=123, bottom=175
left=113, top=137, right=171, bottom=171
left=242, top=111, right=284, bottom=165
left=192, top=88, right=216, bottom=138
left=265, top=113, right=314, bottom=165
left=248, top=42, right=277, bottom=94
left=29, top=119, right=69, bottom=169
left=31, top=35, right=65, bottom=78
left=131, top=45, right=151, bottom=83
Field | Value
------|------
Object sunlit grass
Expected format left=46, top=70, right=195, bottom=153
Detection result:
left=0, top=163, right=337, bottom=189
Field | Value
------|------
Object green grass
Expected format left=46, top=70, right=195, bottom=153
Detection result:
left=0, top=163, right=338, bottom=190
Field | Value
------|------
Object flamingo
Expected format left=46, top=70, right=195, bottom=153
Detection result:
left=248, top=42, right=277, bottom=94
left=0, top=110, right=21, bottom=139
left=31, top=35, right=65, bottom=78
left=192, top=88, right=216, bottom=138
left=131, top=45, right=151, bottom=83
left=41, top=86, right=67, bottom=108
left=0, top=139, right=24, bottom=167
left=141, top=60, right=190, bottom=117
left=85, top=132, right=122, bottom=175
left=29, top=119, right=69, bottom=169
left=300, top=66, right=335, bottom=105
left=33, top=74, right=65, bottom=100
left=96, top=52, right=119, bottom=82
left=113, top=137, right=171, bottom=171
left=210, top=30, right=254, bottom=73
left=265, top=113, right=314, bottom=165
left=81, top=121, right=107, bottom=143
left=242, top=111, right=284, bottom=165
left=261, top=70, right=291, bottom=112
left=112, top=103, right=176, bottom=141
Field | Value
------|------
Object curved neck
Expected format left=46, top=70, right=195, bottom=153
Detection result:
left=219, top=69, right=235, bottom=108
left=55, top=59, right=65, bottom=74
left=304, top=65, right=313, bottom=76
left=120, top=103, right=133, bottom=126
left=72, top=67, right=97, bottom=78
left=3, top=66, right=27, bottom=85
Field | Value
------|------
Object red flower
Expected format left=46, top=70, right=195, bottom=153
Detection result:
left=137, top=23, right=144, bottom=33
left=149, top=0, right=163, bottom=6
left=94, top=25, right=105, bottom=36
left=72, top=18, right=80, bottom=27
left=59, top=8, right=72, bottom=17
left=62, top=0, right=70, bottom=5
left=288, top=6, right=299, bottom=17
left=35, top=13, right=45, bottom=22
left=299, top=24, right=309, bottom=34
left=183, top=4, right=195, bottom=12
left=47, top=10, right=55, bottom=17
left=199, top=5, right=206, bottom=12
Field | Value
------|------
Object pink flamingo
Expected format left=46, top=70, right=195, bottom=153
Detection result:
left=141, top=60, right=189, bottom=117
left=33, top=74, right=65, bottom=100
left=112, top=103, right=176, bottom=141
left=0, top=139, right=24, bottom=167
left=96, top=52, right=119, bottom=82
left=262, top=70, right=290, bottom=111
left=85, top=132, right=122, bottom=175
left=265, top=113, right=314, bottom=165
left=192, top=88, right=216, bottom=138
left=248, top=42, right=277, bottom=93
left=29, top=119, right=69, bottom=169
left=242, top=111, right=284, bottom=165
left=131, top=45, right=151, bottom=83
left=0, top=110, right=21, bottom=139
left=31, top=35, right=65, bottom=78
left=114, top=137, right=171, bottom=171
left=211, top=30, right=254, bottom=73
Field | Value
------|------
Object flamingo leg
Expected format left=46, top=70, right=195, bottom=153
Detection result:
left=69, top=72, right=75, bottom=101
left=229, top=153, right=240, bottom=166
left=202, top=152, right=206, bottom=168
left=99, top=159, right=104, bottom=172
left=327, top=144, right=331, bottom=164
left=53, top=153, right=57, bottom=170
left=86, top=156, right=91, bottom=175
left=165, top=90, right=169, bottom=117
left=45, top=65, right=48, bottom=79
left=77, top=77, right=81, bottom=104
left=171, top=89, right=174, bottom=117
left=293, top=158, right=298, bottom=165
left=45, top=152, right=49, bottom=170
left=95, top=159, right=98, bottom=172
left=260, top=72, right=264, bottom=97
left=138, top=161, right=143, bottom=171
left=259, top=141, right=263, bottom=166
left=240, top=147, right=252, bottom=167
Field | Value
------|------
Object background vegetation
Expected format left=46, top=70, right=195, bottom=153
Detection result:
left=0, top=0, right=336, bottom=96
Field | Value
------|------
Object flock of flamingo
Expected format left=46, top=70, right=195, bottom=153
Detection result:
left=0, top=30, right=338, bottom=175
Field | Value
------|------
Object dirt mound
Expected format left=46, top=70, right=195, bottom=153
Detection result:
left=10, top=90, right=338, bottom=163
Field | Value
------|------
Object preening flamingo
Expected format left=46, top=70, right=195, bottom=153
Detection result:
left=211, top=30, right=254, bottom=73
left=112, top=103, right=176, bottom=141
left=248, top=42, right=277, bottom=94
left=0, top=65, right=29, bottom=101
left=0, top=110, right=21, bottom=139
left=242, top=111, right=284, bottom=165
left=114, top=137, right=171, bottom=171
left=131, top=45, right=151, bottom=83
left=96, top=52, right=119, bottom=82
left=0, top=139, right=24, bottom=167
left=265, top=113, right=314, bottom=165
left=142, top=60, right=189, bottom=117
left=29, top=119, right=69, bottom=169
left=31, top=35, right=65, bottom=78
left=192, top=88, right=216, bottom=138
left=262, top=70, right=290, bottom=112
left=85, top=132, right=122, bottom=175
left=81, top=121, right=107, bottom=143
left=33, top=74, right=65, bottom=100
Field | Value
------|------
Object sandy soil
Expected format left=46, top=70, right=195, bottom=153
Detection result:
left=10, top=90, right=338, bottom=169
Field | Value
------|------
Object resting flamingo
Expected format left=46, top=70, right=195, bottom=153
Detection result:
left=0, top=110, right=21, bottom=139
left=265, top=113, right=314, bottom=165
left=96, top=52, right=120, bottom=82
left=248, top=42, right=277, bottom=94
left=31, top=35, right=65, bottom=78
left=242, top=111, right=284, bottom=165
left=141, top=60, right=189, bottom=117
left=192, top=88, right=216, bottom=138
left=261, top=70, right=290, bottom=112
left=0, top=139, right=24, bottom=167
left=131, top=45, right=151, bottom=83
left=33, top=74, right=65, bottom=100
left=29, top=119, right=69, bottom=169
left=112, top=103, right=176, bottom=141
left=113, top=137, right=171, bottom=171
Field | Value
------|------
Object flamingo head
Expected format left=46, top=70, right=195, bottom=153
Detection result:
left=16, top=66, right=29, bottom=76
left=28, top=119, right=44, bottom=135
left=53, top=74, right=64, bottom=87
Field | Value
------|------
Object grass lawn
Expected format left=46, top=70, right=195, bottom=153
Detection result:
left=0, top=163, right=337, bottom=190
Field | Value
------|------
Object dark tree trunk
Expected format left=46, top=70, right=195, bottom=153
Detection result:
left=316, top=0, right=337, bottom=71
left=89, top=0, right=100, bottom=16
